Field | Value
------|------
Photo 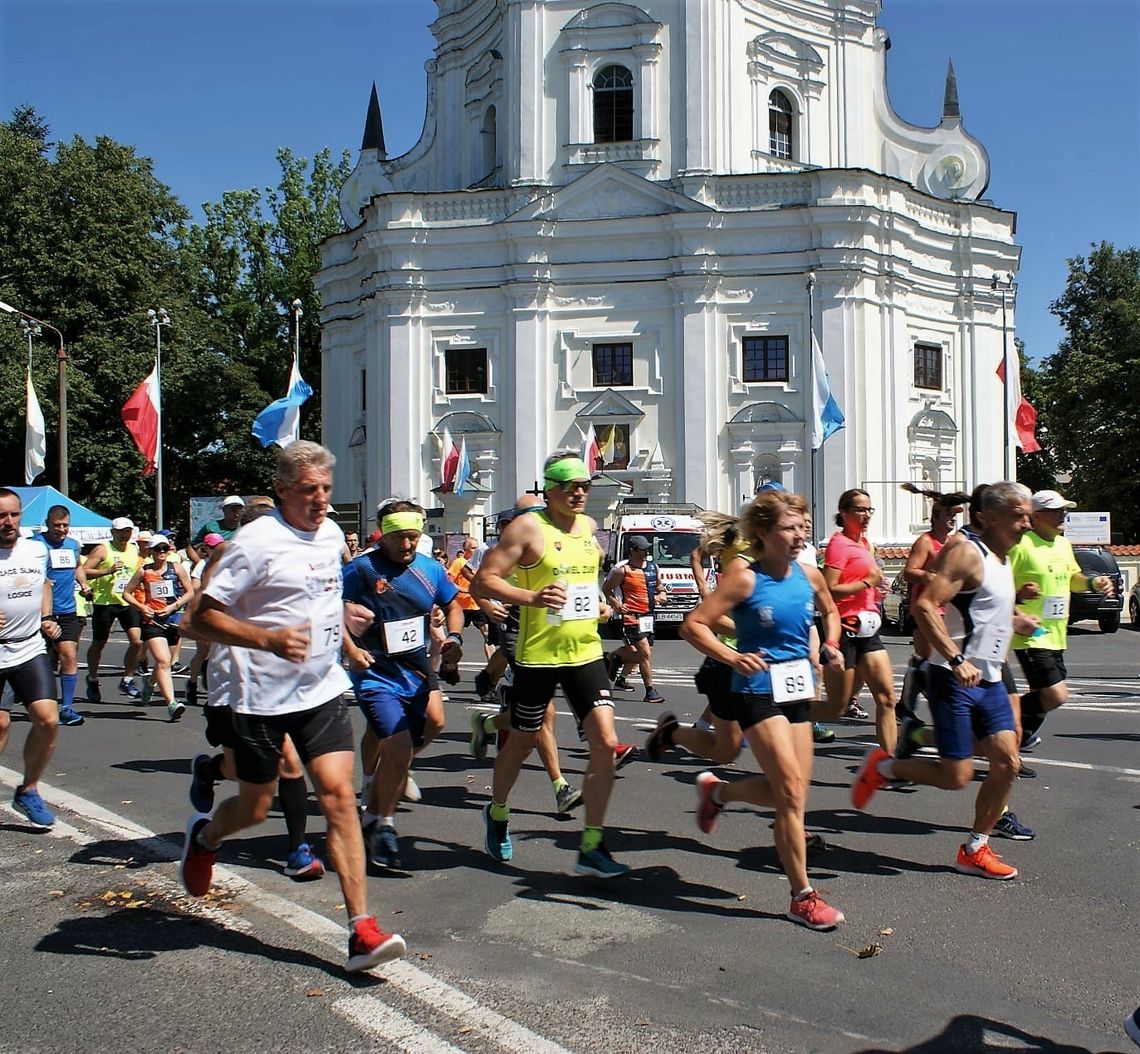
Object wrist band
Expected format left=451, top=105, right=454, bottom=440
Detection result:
left=1087, top=574, right=1098, bottom=591
left=446, top=631, right=463, bottom=644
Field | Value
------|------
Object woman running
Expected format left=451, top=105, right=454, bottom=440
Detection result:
left=681, top=490, right=846, bottom=931
left=820, top=489, right=897, bottom=753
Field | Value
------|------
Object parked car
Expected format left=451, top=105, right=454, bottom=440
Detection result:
left=1070, top=546, right=1124, bottom=633
left=1128, top=579, right=1140, bottom=628
left=879, top=574, right=914, bottom=635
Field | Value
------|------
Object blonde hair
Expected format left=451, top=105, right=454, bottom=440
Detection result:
left=739, top=491, right=809, bottom=553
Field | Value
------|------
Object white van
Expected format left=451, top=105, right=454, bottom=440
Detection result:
left=604, top=504, right=708, bottom=632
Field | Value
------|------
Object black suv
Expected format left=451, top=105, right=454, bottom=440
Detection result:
left=1071, top=546, right=1124, bottom=633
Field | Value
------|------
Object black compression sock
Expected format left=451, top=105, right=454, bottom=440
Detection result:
left=277, top=776, right=309, bottom=850
left=208, top=754, right=226, bottom=782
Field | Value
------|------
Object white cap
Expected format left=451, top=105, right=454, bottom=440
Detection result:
left=222, top=495, right=245, bottom=507
left=1032, top=489, right=1077, bottom=512
left=111, top=517, right=134, bottom=531
left=136, top=530, right=153, bottom=543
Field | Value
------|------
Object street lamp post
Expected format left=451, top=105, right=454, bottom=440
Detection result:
left=290, top=299, right=303, bottom=444
left=0, top=301, right=68, bottom=493
left=147, top=308, right=171, bottom=527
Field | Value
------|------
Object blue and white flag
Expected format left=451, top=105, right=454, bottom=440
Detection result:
left=454, top=436, right=472, bottom=496
left=810, top=327, right=845, bottom=450
left=252, top=355, right=312, bottom=449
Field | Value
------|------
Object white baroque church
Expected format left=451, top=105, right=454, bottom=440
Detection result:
left=316, top=0, right=1021, bottom=543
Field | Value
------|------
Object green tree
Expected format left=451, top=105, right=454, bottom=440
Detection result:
left=1038, top=242, right=1140, bottom=539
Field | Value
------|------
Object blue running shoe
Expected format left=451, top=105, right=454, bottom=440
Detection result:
left=188, top=753, right=215, bottom=813
left=119, top=677, right=141, bottom=701
left=13, top=786, right=55, bottom=829
left=368, top=824, right=401, bottom=869
left=284, top=842, right=325, bottom=880
left=575, top=843, right=630, bottom=878
left=58, top=706, right=85, bottom=727
left=993, top=810, right=1035, bottom=841
left=483, top=803, right=512, bottom=861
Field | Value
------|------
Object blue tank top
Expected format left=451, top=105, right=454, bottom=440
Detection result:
left=731, top=561, right=816, bottom=695
left=32, top=534, right=81, bottom=614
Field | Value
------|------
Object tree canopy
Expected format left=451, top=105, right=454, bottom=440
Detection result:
left=0, top=108, right=350, bottom=531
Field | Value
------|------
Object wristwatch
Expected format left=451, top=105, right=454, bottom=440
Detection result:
left=949, top=653, right=966, bottom=668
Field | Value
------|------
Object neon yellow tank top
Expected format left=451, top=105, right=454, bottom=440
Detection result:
left=516, top=511, right=603, bottom=668
left=89, top=542, right=141, bottom=606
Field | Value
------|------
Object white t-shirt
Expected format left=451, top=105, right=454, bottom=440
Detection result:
left=203, top=510, right=351, bottom=715
left=191, top=558, right=207, bottom=582
left=796, top=542, right=819, bottom=569
left=465, top=541, right=489, bottom=574
left=0, top=538, right=49, bottom=669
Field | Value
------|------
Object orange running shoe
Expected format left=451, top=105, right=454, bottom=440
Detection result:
left=955, top=842, right=1018, bottom=880
left=787, top=890, right=846, bottom=931
left=850, top=747, right=891, bottom=810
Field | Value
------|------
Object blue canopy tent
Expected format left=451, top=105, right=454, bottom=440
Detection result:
left=9, top=485, right=113, bottom=544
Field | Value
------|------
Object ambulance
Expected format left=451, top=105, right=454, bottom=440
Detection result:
left=604, top=504, right=709, bottom=633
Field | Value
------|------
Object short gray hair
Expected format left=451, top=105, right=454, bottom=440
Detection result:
left=276, top=440, right=335, bottom=487
left=980, top=481, right=1031, bottom=513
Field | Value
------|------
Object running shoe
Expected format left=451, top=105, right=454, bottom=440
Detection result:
left=139, top=678, right=153, bottom=707
left=555, top=783, right=583, bottom=813
left=58, top=706, right=85, bottom=727
left=645, top=711, right=679, bottom=761
left=575, top=843, right=630, bottom=878
left=346, top=916, right=406, bottom=973
left=896, top=714, right=927, bottom=759
left=188, top=753, right=215, bottom=813
left=167, top=700, right=186, bottom=723
left=993, top=811, right=1035, bottom=841
left=119, top=677, right=140, bottom=700
left=954, top=842, right=1017, bottom=880
left=612, top=675, right=635, bottom=692
left=1017, top=763, right=1037, bottom=779
left=470, top=710, right=494, bottom=761
left=1124, top=1007, right=1140, bottom=1048
left=695, top=771, right=724, bottom=834
left=603, top=651, right=621, bottom=683
left=482, top=803, right=512, bottom=862
left=368, top=824, right=401, bottom=869
left=1021, top=732, right=1042, bottom=752
left=473, top=669, right=497, bottom=706
left=692, top=717, right=714, bottom=733
left=643, top=687, right=666, bottom=705
left=284, top=842, right=325, bottom=880
left=805, top=832, right=827, bottom=853
left=138, top=660, right=150, bottom=675
left=811, top=722, right=835, bottom=744
left=844, top=698, right=870, bottom=720
left=85, top=676, right=101, bottom=703
left=851, top=747, right=891, bottom=810
left=170, top=663, right=189, bottom=675
left=13, top=786, right=55, bottom=829
left=180, top=813, right=217, bottom=896
left=614, top=743, right=638, bottom=769
left=403, top=772, right=422, bottom=803
left=787, top=890, right=845, bottom=931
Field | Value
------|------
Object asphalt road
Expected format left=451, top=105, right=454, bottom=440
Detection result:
left=1, top=622, right=1137, bottom=1054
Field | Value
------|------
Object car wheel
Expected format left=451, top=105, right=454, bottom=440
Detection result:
left=1098, top=613, right=1120, bottom=634
left=1130, top=596, right=1140, bottom=627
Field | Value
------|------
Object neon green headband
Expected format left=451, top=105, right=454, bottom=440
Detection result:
left=380, top=511, right=425, bottom=535
left=543, top=457, right=591, bottom=488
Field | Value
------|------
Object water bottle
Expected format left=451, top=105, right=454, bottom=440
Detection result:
left=546, top=564, right=570, bottom=626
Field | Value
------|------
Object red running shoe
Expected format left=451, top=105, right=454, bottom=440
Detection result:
left=955, top=842, right=1018, bottom=880
left=695, top=771, right=724, bottom=834
left=346, top=916, right=407, bottom=973
left=614, top=743, right=638, bottom=769
left=851, top=747, right=891, bottom=810
left=787, top=890, right=846, bottom=931
left=180, top=813, right=217, bottom=897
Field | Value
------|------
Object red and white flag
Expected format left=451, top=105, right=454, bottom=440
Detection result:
left=439, top=425, right=459, bottom=491
left=996, top=354, right=1041, bottom=454
left=122, top=362, right=160, bottom=476
left=581, top=422, right=601, bottom=473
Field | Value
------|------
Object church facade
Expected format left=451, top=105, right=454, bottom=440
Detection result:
left=316, top=0, right=1020, bottom=543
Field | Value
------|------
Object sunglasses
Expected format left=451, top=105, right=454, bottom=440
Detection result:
left=554, top=480, right=591, bottom=493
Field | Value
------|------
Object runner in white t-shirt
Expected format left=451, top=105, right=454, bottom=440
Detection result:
left=0, top=488, right=63, bottom=829
left=177, top=442, right=405, bottom=974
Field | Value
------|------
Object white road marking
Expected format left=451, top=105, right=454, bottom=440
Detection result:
left=332, top=997, right=468, bottom=1054
left=0, top=765, right=575, bottom=1054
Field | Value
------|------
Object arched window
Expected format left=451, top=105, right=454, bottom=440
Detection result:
left=593, top=65, right=634, bottom=143
left=480, top=105, right=497, bottom=178
left=768, top=90, right=793, bottom=159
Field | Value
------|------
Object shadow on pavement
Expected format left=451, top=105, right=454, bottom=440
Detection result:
left=851, top=1012, right=1108, bottom=1053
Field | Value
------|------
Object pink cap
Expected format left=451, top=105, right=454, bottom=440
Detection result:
left=203, top=532, right=224, bottom=547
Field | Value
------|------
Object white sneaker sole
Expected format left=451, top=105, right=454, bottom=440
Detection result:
left=954, top=861, right=1018, bottom=880
left=346, top=932, right=406, bottom=973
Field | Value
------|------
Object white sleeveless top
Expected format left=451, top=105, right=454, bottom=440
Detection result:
left=930, top=537, right=1015, bottom=683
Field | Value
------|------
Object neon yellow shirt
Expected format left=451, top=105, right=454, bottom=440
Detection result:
left=516, top=512, right=603, bottom=668
left=1009, top=530, right=1080, bottom=651
left=89, top=542, right=141, bottom=607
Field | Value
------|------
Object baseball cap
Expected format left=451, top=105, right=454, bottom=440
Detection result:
left=149, top=538, right=171, bottom=551
left=222, top=495, right=245, bottom=507
left=1032, top=489, right=1076, bottom=512
left=203, top=532, right=224, bottom=547
left=368, top=530, right=382, bottom=545
left=136, top=530, right=153, bottom=543
left=111, top=517, right=134, bottom=531
left=756, top=480, right=787, bottom=493
left=157, top=528, right=175, bottom=538
left=628, top=536, right=652, bottom=551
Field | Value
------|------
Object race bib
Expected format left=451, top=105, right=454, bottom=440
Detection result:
left=49, top=548, right=76, bottom=570
left=150, top=580, right=174, bottom=600
left=1042, top=595, right=1068, bottom=620
left=970, top=623, right=1012, bottom=663
left=309, top=618, right=342, bottom=658
left=638, top=614, right=654, bottom=635
left=113, top=572, right=133, bottom=594
left=559, top=583, right=599, bottom=622
left=383, top=616, right=426, bottom=655
left=770, top=658, right=814, bottom=704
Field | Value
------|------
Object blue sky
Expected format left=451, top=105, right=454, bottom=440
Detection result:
left=2, top=0, right=1137, bottom=363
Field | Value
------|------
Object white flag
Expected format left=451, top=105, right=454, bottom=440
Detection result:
left=25, top=369, right=46, bottom=485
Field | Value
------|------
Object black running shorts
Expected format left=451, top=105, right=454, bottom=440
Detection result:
left=0, top=654, right=56, bottom=708
left=510, top=660, right=612, bottom=733
left=91, top=603, right=141, bottom=642
left=230, top=697, right=354, bottom=785
left=730, top=691, right=811, bottom=732
left=1013, top=648, right=1067, bottom=691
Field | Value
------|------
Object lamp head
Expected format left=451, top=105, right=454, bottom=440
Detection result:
left=0, top=301, right=17, bottom=314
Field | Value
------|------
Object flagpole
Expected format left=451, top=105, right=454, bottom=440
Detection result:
left=992, top=274, right=1013, bottom=477
left=806, top=272, right=818, bottom=530
left=147, top=308, right=170, bottom=527
left=291, top=299, right=303, bottom=444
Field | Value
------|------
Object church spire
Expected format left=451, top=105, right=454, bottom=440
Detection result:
left=361, top=82, right=386, bottom=155
left=942, top=59, right=960, bottom=121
